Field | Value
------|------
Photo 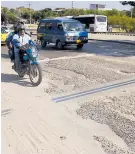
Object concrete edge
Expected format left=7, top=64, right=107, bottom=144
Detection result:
left=88, top=39, right=135, bottom=45
left=31, top=33, right=135, bottom=45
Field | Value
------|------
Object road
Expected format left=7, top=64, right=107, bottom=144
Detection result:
left=1, top=40, right=135, bottom=60
left=88, top=33, right=135, bottom=44
left=2, top=40, right=135, bottom=154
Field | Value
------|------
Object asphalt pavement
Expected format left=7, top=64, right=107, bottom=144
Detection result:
left=1, top=40, right=135, bottom=61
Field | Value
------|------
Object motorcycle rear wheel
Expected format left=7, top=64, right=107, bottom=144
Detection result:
left=29, top=64, right=42, bottom=86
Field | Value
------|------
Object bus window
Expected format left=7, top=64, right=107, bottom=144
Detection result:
left=96, top=16, right=106, bottom=22
left=72, top=15, right=107, bottom=32
left=87, top=17, right=95, bottom=24
left=73, top=17, right=95, bottom=29
left=73, top=17, right=95, bottom=24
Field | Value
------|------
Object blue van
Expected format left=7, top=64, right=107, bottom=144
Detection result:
left=37, top=18, right=88, bottom=49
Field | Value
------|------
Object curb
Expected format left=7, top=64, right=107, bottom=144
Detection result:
left=31, top=33, right=135, bottom=45
left=29, top=30, right=135, bottom=36
left=92, top=32, right=135, bottom=36
left=88, top=39, right=135, bottom=45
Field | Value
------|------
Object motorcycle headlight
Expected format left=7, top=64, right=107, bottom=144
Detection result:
left=31, top=47, right=38, bottom=58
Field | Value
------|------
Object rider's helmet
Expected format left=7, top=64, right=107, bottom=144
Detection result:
left=17, top=24, right=26, bottom=36
left=17, top=24, right=25, bottom=31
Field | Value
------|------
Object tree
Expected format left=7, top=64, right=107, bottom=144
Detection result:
left=108, top=15, right=135, bottom=32
left=44, top=8, right=52, bottom=11
left=1, top=13, right=8, bottom=24
left=7, top=12, right=18, bottom=23
left=10, top=8, right=17, bottom=14
left=120, top=16, right=135, bottom=32
left=1, top=7, right=9, bottom=13
left=33, top=11, right=41, bottom=21
left=120, top=1, right=135, bottom=7
left=16, top=7, right=35, bottom=21
left=124, top=9, right=135, bottom=17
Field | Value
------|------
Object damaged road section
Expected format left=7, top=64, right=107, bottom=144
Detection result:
left=42, top=55, right=135, bottom=96
left=76, top=92, right=135, bottom=153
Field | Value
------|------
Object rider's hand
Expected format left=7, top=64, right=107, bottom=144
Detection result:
left=9, top=44, right=12, bottom=49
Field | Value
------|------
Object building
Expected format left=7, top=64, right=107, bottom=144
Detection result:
left=90, top=4, right=112, bottom=11
left=90, top=4, right=105, bottom=10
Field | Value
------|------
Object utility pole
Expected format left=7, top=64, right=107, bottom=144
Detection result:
left=131, top=6, right=133, bottom=18
left=72, top=1, right=74, bottom=9
left=96, top=4, right=98, bottom=15
left=28, top=2, right=32, bottom=26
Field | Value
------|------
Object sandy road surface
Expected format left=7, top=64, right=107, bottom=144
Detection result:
left=1, top=59, right=111, bottom=154
left=2, top=52, right=135, bottom=154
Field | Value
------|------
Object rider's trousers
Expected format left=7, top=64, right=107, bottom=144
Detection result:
left=14, top=52, right=20, bottom=70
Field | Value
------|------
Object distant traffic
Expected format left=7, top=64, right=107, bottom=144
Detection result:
left=57, top=15, right=107, bottom=32
left=37, top=17, right=88, bottom=49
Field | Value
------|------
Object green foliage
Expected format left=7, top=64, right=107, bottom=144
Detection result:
left=63, top=9, right=85, bottom=16
left=108, top=15, right=135, bottom=32
left=10, top=8, right=16, bottom=13
left=1, top=6, right=135, bottom=32
left=17, top=7, right=35, bottom=20
left=1, top=13, right=8, bottom=23
left=1, top=7, right=9, bottom=13
left=7, top=12, right=18, bottom=23
left=1, top=7, right=18, bottom=23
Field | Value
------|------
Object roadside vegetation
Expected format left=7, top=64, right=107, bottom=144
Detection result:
left=1, top=1, right=135, bottom=32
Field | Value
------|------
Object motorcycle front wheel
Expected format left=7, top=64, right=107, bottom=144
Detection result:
left=29, top=64, right=42, bottom=86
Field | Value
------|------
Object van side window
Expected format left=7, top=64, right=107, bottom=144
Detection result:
left=52, top=23, right=57, bottom=29
left=38, top=23, right=45, bottom=30
left=46, top=22, right=52, bottom=30
left=57, top=23, right=63, bottom=31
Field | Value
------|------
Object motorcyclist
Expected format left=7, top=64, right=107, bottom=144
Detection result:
left=6, top=24, right=18, bottom=61
left=12, top=24, right=31, bottom=73
left=17, top=22, right=31, bottom=36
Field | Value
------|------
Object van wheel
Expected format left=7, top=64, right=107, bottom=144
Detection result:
left=77, top=44, right=83, bottom=49
left=56, top=40, right=64, bottom=50
left=41, top=39, right=47, bottom=48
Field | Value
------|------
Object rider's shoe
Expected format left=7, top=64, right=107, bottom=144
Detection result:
left=12, top=65, right=15, bottom=69
left=18, top=73, right=24, bottom=78
left=17, top=70, right=24, bottom=78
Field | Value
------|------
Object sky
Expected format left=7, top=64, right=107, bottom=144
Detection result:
left=1, top=1, right=131, bottom=11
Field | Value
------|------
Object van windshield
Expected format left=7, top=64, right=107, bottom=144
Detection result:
left=63, top=22, right=84, bottom=31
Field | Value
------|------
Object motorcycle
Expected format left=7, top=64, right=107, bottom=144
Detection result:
left=12, top=39, right=42, bottom=86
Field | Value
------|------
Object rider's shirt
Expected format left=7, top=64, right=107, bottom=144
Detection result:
left=13, top=33, right=31, bottom=53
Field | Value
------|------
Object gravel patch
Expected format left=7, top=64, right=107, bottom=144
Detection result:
left=42, top=56, right=135, bottom=95
left=94, top=136, right=135, bottom=154
left=76, top=94, right=135, bottom=152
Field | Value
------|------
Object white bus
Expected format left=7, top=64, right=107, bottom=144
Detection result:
left=72, top=15, right=107, bottom=32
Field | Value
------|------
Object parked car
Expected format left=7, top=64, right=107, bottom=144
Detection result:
left=1, top=26, right=10, bottom=34
left=37, top=18, right=88, bottom=49
left=1, top=28, right=8, bottom=45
